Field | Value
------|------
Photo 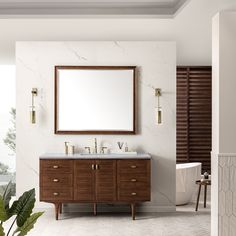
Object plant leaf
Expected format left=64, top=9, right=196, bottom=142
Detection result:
left=2, top=181, right=13, bottom=209
left=13, top=212, right=43, bottom=236
left=0, top=196, right=7, bottom=222
left=9, top=189, right=35, bottom=227
left=0, top=223, right=5, bottom=236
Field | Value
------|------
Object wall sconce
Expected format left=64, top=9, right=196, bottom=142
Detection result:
left=155, top=88, right=162, bottom=125
left=30, top=88, right=38, bottom=124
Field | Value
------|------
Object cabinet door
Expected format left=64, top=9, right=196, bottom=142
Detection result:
left=95, top=160, right=116, bottom=201
left=74, top=160, right=95, bottom=201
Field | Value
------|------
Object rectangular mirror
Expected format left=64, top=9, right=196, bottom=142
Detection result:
left=55, top=66, right=136, bottom=134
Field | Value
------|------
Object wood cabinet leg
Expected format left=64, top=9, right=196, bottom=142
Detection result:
left=195, top=184, right=201, bottom=211
left=204, top=185, right=207, bottom=208
left=131, top=203, right=136, bottom=220
left=59, top=203, right=62, bottom=214
left=93, top=203, right=97, bottom=216
left=54, top=203, right=59, bottom=220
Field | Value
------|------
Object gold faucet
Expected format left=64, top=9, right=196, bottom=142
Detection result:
left=94, top=138, right=98, bottom=154
left=65, top=142, right=69, bottom=154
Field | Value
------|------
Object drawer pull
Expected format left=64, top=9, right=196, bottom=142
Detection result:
left=53, top=192, right=59, bottom=196
left=131, top=192, right=137, bottom=196
left=53, top=179, right=59, bottom=182
left=91, top=164, right=95, bottom=170
left=95, top=164, right=99, bottom=170
left=130, top=165, right=137, bottom=169
left=131, top=179, right=137, bottom=182
left=53, top=165, right=59, bottom=169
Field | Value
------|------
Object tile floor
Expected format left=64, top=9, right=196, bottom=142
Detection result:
left=22, top=200, right=210, bottom=236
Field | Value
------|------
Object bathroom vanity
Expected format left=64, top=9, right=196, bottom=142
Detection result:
left=40, top=153, right=151, bottom=220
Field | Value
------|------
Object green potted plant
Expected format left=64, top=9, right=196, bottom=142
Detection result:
left=0, top=182, right=43, bottom=236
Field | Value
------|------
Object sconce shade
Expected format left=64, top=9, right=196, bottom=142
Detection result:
left=30, top=108, right=36, bottom=124
left=155, top=88, right=162, bottom=125
left=155, top=107, right=162, bottom=125
left=30, top=88, right=37, bottom=124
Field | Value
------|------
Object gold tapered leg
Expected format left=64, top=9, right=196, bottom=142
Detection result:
left=131, top=203, right=136, bottom=220
left=93, top=203, right=97, bottom=216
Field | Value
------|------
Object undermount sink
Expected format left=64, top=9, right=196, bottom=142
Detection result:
left=80, top=152, right=137, bottom=156
left=80, top=153, right=108, bottom=156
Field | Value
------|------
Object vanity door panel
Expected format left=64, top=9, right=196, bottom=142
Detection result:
left=74, top=160, right=95, bottom=201
left=95, top=160, right=117, bottom=201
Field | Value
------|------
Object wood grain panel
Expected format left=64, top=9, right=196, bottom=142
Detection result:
left=74, top=160, right=95, bottom=201
left=95, top=160, right=116, bottom=201
left=41, top=187, right=73, bottom=201
left=41, top=174, right=73, bottom=187
left=117, top=160, right=149, bottom=174
left=117, top=159, right=150, bottom=202
left=40, top=159, right=73, bottom=174
left=177, top=66, right=212, bottom=173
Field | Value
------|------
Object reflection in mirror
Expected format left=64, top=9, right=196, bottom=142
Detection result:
left=55, top=66, right=136, bottom=134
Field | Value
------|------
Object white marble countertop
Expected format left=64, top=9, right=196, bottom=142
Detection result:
left=40, top=153, right=151, bottom=159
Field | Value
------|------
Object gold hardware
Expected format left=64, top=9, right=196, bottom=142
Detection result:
left=53, top=165, right=59, bottom=169
left=65, top=142, right=69, bottom=154
left=30, top=88, right=38, bottom=124
left=155, top=88, right=161, bottom=97
left=130, top=165, right=137, bottom=169
left=53, top=192, right=59, bottom=196
left=95, top=164, right=99, bottom=170
left=91, top=164, right=95, bottom=170
left=53, top=179, right=59, bottom=182
left=131, top=179, right=137, bottom=182
left=131, top=192, right=137, bottom=196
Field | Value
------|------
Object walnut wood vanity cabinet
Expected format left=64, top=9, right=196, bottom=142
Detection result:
left=40, top=155, right=151, bottom=220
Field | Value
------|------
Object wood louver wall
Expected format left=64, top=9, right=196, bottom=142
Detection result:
left=177, top=66, right=212, bottom=173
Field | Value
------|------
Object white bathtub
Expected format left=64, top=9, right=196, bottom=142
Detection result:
left=176, top=162, right=202, bottom=205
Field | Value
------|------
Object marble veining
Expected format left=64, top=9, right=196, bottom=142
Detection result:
left=16, top=41, right=176, bottom=211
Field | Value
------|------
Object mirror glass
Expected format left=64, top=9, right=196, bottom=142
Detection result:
left=55, top=66, right=136, bottom=134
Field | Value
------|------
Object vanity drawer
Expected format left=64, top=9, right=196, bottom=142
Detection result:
left=40, top=160, right=73, bottom=174
left=118, top=189, right=150, bottom=201
left=41, top=174, right=73, bottom=187
left=117, top=160, right=150, bottom=174
left=40, top=187, right=73, bottom=201
left=118, top=173, right=149, bottom=183
left=119, top=182, right=149, bottom=190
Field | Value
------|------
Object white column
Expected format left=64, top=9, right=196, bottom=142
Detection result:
left=212, top=11, right=236, bottom=236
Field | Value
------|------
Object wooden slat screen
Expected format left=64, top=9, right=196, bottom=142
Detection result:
left=177, top=66, right=212, bottom=173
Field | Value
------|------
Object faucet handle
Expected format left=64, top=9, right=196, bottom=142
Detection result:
left=65, top=142, right=69, bottom=154
left=100, top=147, right=108, bottom=154
left=85, top=147, right=91, bottom=154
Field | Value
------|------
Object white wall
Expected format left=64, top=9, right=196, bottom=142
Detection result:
left=16, top=41, right=176, bottom=211
left=212, top=11, right=236, bottom=236
left=1, top=0, right=236, bottom=65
